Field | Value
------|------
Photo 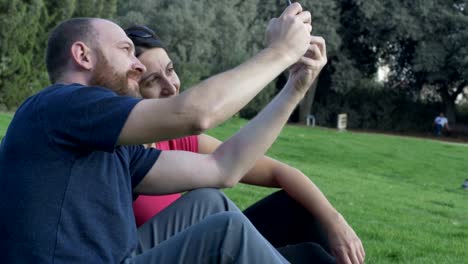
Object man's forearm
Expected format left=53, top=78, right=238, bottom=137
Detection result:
left=175, top=47, right=296, bottom=130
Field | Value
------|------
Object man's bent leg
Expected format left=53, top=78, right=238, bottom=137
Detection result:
left=128, top=212, right=289, bottom=264
left=136, top=188, right=240, bottom=253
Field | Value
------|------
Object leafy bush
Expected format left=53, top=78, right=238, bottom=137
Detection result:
left=313, top=86, right=443, bottom=133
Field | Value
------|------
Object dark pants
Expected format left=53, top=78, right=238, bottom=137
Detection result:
left=128, top=189, right=335, bottom=264
left=245, top=190, right=335, bottom=264
left=435, top=124, right=443, bottom=136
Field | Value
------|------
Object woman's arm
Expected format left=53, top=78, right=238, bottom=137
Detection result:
left=198, top=133, right=340, bottom=225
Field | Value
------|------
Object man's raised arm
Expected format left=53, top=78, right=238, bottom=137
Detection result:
left=118, top=3, right=312, bottom=145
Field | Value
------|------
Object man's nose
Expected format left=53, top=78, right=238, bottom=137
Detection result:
left=132, top=58, right=147, bottom=75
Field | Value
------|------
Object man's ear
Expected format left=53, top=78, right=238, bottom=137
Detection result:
left=70, top=41, right=94, bottom=71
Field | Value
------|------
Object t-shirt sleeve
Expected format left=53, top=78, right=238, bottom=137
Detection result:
left=40, top=85, right=140, bottom=152
left=128, top=146, right=162, bottom=189
left=176, top=135, right=199, bottom=153
left=155, top=135, right=199, bottom=152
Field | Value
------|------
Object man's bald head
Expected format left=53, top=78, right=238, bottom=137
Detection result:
left=45, top=18, right=104, bottom=83
left=45, top=18, right=145, bottom=96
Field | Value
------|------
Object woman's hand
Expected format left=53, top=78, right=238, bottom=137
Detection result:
left=287, top=36, right=327, bottom=95
left=326, top=214, right=365, bottom=264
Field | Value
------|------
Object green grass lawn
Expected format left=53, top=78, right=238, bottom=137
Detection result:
left=0, top=112, right=13, bottom=141
left=1, top=113, right=467, bottom=263
left=207, top=118, right=468, bottom=264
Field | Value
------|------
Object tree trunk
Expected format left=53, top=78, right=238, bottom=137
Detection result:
left=298, top=79, right=319, bottom=125
left=446, top=81, right=467, bottom=123
left=445, top=100, right=457, bottom=124
left=440, top=84, right=457, bottom=123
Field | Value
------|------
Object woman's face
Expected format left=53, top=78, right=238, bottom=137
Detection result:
left=138, top=48, right=181, bottom=99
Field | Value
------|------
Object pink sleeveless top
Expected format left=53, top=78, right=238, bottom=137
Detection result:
left=133, top=135, right=199, bottom=227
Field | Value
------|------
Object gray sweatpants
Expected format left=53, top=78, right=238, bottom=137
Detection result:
left=125, top=188, right=289, bottom=263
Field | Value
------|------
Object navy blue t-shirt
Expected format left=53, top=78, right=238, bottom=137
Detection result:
left=0, top=84, right=161, bottom=263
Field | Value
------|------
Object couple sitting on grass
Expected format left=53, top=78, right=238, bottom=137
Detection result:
left=0, top=3, right=364, bottom=263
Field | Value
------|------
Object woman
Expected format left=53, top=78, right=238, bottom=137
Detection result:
left=126, top=25, right=365, bottom=264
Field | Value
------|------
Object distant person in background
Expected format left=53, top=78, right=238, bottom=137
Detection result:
left=462, top=179, right=468, bottom=190
left=434, top=112, right=450, bottom=136
left=126, top=24, right=365, bottom=264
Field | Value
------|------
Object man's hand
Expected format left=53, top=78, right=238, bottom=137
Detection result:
left=326, top=215, right=365, bottom=264
left=288, top=36, right=327, bottom=94
left=266, top=2, right=312, bottom=63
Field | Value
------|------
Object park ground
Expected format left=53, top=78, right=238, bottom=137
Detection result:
left=1, top=113, right=467, bottom=263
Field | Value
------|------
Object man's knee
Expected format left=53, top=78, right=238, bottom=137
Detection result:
left=210, top=211, right=253, bottom=235
left=184, top=188, right=237, bottom=211
left=185, top=188, right=226, bottom=199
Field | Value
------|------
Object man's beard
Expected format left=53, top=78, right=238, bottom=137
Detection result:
left=89, top=49, right=141, bottom=97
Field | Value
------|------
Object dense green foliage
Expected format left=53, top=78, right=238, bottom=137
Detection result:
left=0, top=0, right=117, bottom=110
left=115, top=0, right=343, bottom=121
left=337, top=0, right=468, bottom=123
left=1, top=0, right=467, bottom=130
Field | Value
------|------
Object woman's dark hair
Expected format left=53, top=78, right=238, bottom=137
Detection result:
left=125, top=25, right=166, bottom=57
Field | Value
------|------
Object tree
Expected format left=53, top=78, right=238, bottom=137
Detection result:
left=0, top=0, right=118, bottom=110
left=297, top=0, right=341, bottom=124
left=339, top=0, right=468, bottom=123
left=248, top=0, right=344, bottom=124
left=0, top=0, right=48, bottom=109
left=73, top=0, right=117, bottom=18
left=115, top=0, right=270, bottom=116
left=409, top=0, right=468, bottom=122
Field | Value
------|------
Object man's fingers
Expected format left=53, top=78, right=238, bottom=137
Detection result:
left=281, top=2, right=303, bottom=16
left=296, top=10, right=312, bottom=25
